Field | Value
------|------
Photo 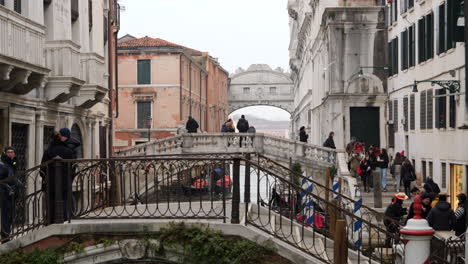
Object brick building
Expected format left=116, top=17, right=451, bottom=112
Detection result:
left=114, top=35, right=229, bottom=149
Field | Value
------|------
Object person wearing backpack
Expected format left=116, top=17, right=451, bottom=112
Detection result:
left=401, top=159, right=416, bottom=198
left=236, top=115, right=249, bottom=147
left=0, top=147, right=19, bottom=242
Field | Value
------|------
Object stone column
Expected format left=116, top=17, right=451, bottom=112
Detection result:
left=35, top=111, right=46, bottom=166
left=400, top=195, right=435, bottom=264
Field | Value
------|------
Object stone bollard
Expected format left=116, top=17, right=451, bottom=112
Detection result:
left=372, top=170, right=382, bottom=208
left=400, top=195, right=435, bottom=264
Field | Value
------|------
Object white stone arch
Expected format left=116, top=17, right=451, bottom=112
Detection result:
left=345, top=74, right=385, bottom=94
left=69, top=117, right=88, bottom=158
left=228, top=103, right=293, bottom=115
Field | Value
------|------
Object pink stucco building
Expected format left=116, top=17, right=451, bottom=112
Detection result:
left=114, top=35, right=229, bottom=150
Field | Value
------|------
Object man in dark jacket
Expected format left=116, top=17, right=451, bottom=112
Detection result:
left=41, top=132, right=74, bottom=224
left=299, top=126, right=308, bottom=143
left=236, top=115, right=249, bottom=147
left=185, top=116, right=199, bottom=133
left=384, top=192, right=408, bottom=247
left=59, top=128, right=82, bottom=158
left=427, top=193, right=456, bottom=231
left=0, top=147, right=18, bottom=241
left=323, top=132, right=336, bottom=149
left=423, top=177, right=441, bottom=196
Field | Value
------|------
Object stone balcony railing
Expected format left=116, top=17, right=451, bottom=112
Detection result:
left=75, top=53, right=108, bottom=108
left=115, top=133, right=339, bottom=168
left=0, top=5, right=49, bottom=95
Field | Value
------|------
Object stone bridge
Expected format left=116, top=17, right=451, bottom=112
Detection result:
left=228, top=64, right=294, bottom=114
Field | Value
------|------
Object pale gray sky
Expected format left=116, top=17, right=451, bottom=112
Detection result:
left=118, top=0, right=291, bottom=121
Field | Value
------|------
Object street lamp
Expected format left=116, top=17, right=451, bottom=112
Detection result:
left=146, top=116, right=152, bottom=142
left=411, top=80, right=461, bottom=94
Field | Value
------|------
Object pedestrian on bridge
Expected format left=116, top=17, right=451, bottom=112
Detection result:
left=384, top=193, right=408, bottom=247
left=390, top=152, right=403, bottom=192
left=427, top=193, right=456, bottom=231
left=186, top=116, right=199, bottom=133
left=378, top=148, right=389, bottom=192
left=236, top=115, right=249, bottom=147
left=323, top=131, right=336, bottom=149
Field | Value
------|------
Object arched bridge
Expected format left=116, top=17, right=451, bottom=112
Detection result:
left=228, top=64, right=294, bottom=114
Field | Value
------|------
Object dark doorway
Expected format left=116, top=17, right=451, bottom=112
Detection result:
left=0, top=109, right=9, bottom=150
left=11, top=123, right=28, bottom=170
left=71, top=124, right=83, bottom=158
left=99, top=125, right=107, bottom=158
left=350, top=107, right=380, bottom=148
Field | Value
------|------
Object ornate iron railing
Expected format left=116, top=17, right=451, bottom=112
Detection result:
left=6, top=153, right=400, bottom=263
left=430, top=235, right=466, bottom=264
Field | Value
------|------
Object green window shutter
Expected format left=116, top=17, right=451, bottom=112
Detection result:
left=394, top=100, right=399, bottom=132
left=403, top=97, right=409, bottom=131
left=426, top=13, right=434, bottom=60
left=420, top=91, right=427, bottom=129
left=137, top=60, right=151, bottom=85
left=438, top=5, right=446, bottom=54
left=137, top=101, right=151, bottom=129
left=449, top=95, right=456, bottom=128
left=409, top=25, right=415, bottom=67
left=427, top=89, right=433, bottom=129
left=418, top=18, right=425, bottom=63
left=410, top=94, right=415, bottom=130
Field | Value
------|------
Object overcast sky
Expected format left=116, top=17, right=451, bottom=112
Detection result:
left=118, top=0, right=291, bottom=121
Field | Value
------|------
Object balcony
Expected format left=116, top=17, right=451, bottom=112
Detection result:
left=44, top=40, right=84, bottom=103
left=75, top=53, right=108, bottom=108
left=0, top=5, right=49, bottom=95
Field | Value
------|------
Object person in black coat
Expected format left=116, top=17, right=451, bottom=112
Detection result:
left=401, top=159, right=415, bottom=198
left=323, top=132, right=336, bottom=149
left=378, top=148, right=390, bottom=191
left=427, top=193, right=456, bottom=231
left=299, top=126, right=308, bottom=143
left=384, top=193, right=408, bottom=246
left=0, top=147, right=18, bottom=241
left=236, top=115, right=250, bottom=147
left=59, top=128, right=82, bottom=159
left=406, top=192, right=432, bottom=222
left=185, top=116, right=199, bottom=133
left=423, top=177, right=441, bottom=196
left=41, top=132, right=74, bottom=224
left=360, top=154, right=372, bottom=193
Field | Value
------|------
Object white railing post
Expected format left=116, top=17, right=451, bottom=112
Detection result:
left=400, top=195, right=435, bottom=264
left=253, top=133, right=264, bottom=153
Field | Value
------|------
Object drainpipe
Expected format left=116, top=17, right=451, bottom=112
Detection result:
left=189, top=61, right=192, bottom=116
left=179, top=53, right=183, bottom=121
left=107, top=5, right=113, bottom=156
left=205, top=73, right=208, bottom=132
left=199, top=69, right=202, bottom=131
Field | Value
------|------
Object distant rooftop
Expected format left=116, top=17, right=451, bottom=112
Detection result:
left=118, top=35, right=203, bottom=55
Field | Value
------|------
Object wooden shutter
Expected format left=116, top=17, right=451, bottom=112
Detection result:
left=420, top=91, right=427, bottom=129
left=388, top=41, right=393, bottom=76
left=409, top=25, right=415, bottom=67
left=401, top=30, right=408, bottom=70
left=410, top=94, right=415, bottom=130
left=394, top=100, right=399, bottom=131
left=137, top=60, right=151, bottom=85
left=389, top=101, right=394, bottom=121
left=394, top=38, right=399, bottom=75
left=89, top=0, right=93, bottom=32
left=137, top=101, right=151, bottom=129
left=403, top=97, right=408, bottom=131
left=426, top=13, right=434, bottom=60
left=427, top=89, right=433, bottom=129
left=418, top=18, right=426, bottom=63
left=71, top=0, right=79, bottom=22
left=447, top=0, right=455, bottom=50
left=438, top=4, right=446, bottom=54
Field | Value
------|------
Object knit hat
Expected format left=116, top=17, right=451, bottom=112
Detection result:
left=59, top=128, right=71, bottom=138
left=394, top=192, right=409, bottom=200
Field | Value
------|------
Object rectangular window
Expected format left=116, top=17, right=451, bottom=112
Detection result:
left=420, top=91, right=427, bottom=129
left=269, top=87, right=277, bottom=95
left=438, top=4, right=446, bottom=54
left=14, top=0, right=21, bottom=13
left=426, top=13, right=434, bottom=60
left=403, top=97, right=408, bottom=131
left=0, top=0, right=4, bottom=6
left=393, top=0, right=398, bottom=22
left=389, top=38, right=399, bottom=76
left=422, top=160, right=427, bottom=182
left=71, top=0, right=79, bottom=22
left=410, top=94, right=415, bottom=130
left=435, top=89, right=447, bottom=129
left=137, top=101, right=152, bottom=129
left=401, top=30, right=408, bottom=71
left=389, top=101, right=394, bottom=121
left=447, top=0, right=456, bottom=50
left=409, top=24, right=415, bottom=67
left=418, top=17, right=426, bottom=63
left=137, top=60, right=151, bottom=85
left=441, top=163, right=447, bottom=188
left=449, top=95, right=456, bottom=128
left=408, top=0, right=414, bottom=8
left=243, top=87, right=250, bottom=94
left=427, top=89, right=434, bottom=129
left=88, top=0, right=93, bottom=32
left=394, top=100, right=399, bottom=132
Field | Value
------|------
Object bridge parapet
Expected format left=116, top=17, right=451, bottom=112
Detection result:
left=116, top=133, right=338, bottom=169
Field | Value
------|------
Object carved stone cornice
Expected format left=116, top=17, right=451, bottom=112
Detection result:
left=75, top=85, right=107, bottom=109
left=45, top=76, right=84, bottom=103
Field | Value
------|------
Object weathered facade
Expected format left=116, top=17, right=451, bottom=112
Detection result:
left=229, top=64, right=294, bottom=115
left=288, top=0, right=387, bottom=148
left=386, top=0, right=467, bottom=202
left=114, top=36, right=229, bottom=149
left=0, top=0, right=114, bottom=169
